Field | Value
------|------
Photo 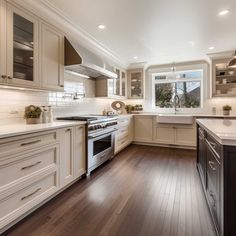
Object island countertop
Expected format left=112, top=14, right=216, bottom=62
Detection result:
left=196, top=118, right=236, bottom=146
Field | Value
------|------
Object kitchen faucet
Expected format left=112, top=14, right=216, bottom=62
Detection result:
left=174, top=94, right=180, bottom=113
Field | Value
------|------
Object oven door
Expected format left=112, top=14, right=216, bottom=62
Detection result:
left=87, top=131, right=115, bottom=172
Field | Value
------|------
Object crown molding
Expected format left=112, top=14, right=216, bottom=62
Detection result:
left=9, top=0, right=128, bottom=69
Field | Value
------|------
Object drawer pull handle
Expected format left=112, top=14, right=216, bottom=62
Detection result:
left=209, top=161, right=216, bottom=171
left=78, top=127, right=83, bottom=130
left=208, top=141, right=216, bottom=149
left=21, top=140, right=41, bottom=146
left=209, top=191, right=216, bottom=207
left=21, top=188, right=41, bottom=201
left=21, top=161, right=42, bottom=170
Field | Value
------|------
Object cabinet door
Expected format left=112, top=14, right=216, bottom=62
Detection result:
left=206, top=141, right=221, bottom=233
left=175, top=126, right=196, bottom=147
left=121, top=70, right=126, bottom=97
left=155, top=126, right=175, bottom=144
left=74, top=125, right=86, bottom=178
left=134, top=116, right=153, bottom=142
left=114, top=68, right=121, bottom=96
left=60, top=127, right=74, bottom=187
left=0, top=0, right=7, bottom=82
left=197, top=128, right=206, bottom=187
left=128, top=69, right=144, bottom=99
left=6, top=3, right=40, bottom=87
left=41, top=23, right=64, bottom=91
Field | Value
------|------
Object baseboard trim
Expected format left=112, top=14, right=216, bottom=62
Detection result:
left=132, top=142, right=196, bottom=150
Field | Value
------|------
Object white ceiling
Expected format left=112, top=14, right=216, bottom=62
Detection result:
left=47, top=0, right=236, bottom=66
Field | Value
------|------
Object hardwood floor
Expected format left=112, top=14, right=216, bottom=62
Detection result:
left=4, top=145, right=216, bottom=236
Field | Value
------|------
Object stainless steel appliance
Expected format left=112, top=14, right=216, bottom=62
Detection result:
left=57, top=115, right=117, bottom=175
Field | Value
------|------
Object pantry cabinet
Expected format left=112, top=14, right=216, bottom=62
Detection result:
left=41, top=23, right=64, bottom=91
left=0, top=1, right=64, bottom=91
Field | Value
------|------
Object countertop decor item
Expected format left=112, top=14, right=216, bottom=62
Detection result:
left=24, top=105, right=42, bottom=124
left=223, top=105, right=232, bottom=116
left=111, top=101, right=126, bottom=114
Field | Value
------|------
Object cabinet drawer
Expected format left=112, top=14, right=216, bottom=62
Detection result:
left=0, top=172, right=58, bottom=228
left=205, top=133, right=221, bottom=160
left=0, top=131, right=57, bottom=158
left=117, top=118, right=131, bottom=128
left=116, top=127, right=129, bottom=137
left=0, top=145, right=58, bottom=190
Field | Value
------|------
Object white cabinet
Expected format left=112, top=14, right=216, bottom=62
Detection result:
left=95, top=68, right=127, bottom=98
left=0, top=1, right=64, bottom=91
left=155, top=125, right=175, bottom=144
left=127, top=68, right=144, bottom=99
left=1, top=2, right=40, bottom=87
left=0, top=131, right=59, bottom=230
left=154, top=123, right=196, bottom=147
left=41, top=22, right=64, bottom=91
left=134, top=116, right=153, bottom=142
left=73, top=125, right=86, bottom=178
left=59, top=127, right=74, bottom=187
left=115, top=116, right=133, bottom=154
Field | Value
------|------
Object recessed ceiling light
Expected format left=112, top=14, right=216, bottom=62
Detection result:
left=133, top=56, right=138, bottom=60
left=208, top=46, right=215, bottom=50
left=218, top=9, right=230, bottom=16
left=97, top=24, right=106, bottom=30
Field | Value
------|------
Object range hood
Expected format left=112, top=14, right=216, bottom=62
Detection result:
left=64, top=37, right=117, bottom=79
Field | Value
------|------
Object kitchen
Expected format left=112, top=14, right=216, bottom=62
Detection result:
left=0, top=0, right=236, bottom=235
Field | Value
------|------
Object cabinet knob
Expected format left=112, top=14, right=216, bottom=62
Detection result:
left=1, top=75, right=7, bottom=79
left=7, top=76, right=12, bottom=80
left=60, top=85, right=64, bottom=87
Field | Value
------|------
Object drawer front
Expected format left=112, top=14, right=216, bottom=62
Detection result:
left=0, top=131, right=57, bottom=158
left=116, top=127, right=129, bottom=137
left=0, top=145, right=58, bottom=189
left=117, top=118, right=131, bottom=128
left=205, top=133, right=221, bottom=160
left=0, top=172, right=58, bottom=228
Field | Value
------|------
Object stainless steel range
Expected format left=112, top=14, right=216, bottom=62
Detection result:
left=57, top=115, right=118, bottom=175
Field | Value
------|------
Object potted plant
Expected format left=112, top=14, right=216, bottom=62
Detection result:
left=223, top=105, right=232, bottom=116
left=24, top=105, right=42, bottom=124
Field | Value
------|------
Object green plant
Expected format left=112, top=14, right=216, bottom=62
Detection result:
left=223, top=105, right=232, bottom=111
left=125, top=105, right=134, bottom=114
left=24, top=105, right=42, bottom=119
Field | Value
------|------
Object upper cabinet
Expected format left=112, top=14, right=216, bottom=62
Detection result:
left=2, top=3, right=39, bottom=87
left=211, top=56, right=236, bottom=97
left=41, top=23, right=64, bottom=91
left=95, top=67, right=127, bottom=98
left=127, top=68, right=144, bottom=99
left=0, top=1, right=64, bottom=91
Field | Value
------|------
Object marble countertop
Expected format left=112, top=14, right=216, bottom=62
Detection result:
left=196, top=119, right=236, bottom=146
left=0, top=121, right=86, bottom=139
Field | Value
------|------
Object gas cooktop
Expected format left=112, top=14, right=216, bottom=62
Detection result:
left=57, top=114, right=117, bottom=122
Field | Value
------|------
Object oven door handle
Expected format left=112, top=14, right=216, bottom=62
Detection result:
left=88, top=128, right=117, bottom=139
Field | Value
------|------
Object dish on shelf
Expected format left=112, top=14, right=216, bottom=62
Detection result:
left=14, top=72, right=26, bottom=79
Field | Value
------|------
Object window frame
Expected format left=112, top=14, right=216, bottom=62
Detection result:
left=152, top=69, right=204, bottom=112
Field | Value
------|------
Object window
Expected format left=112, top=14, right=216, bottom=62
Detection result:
left=153, top=70, right=203, bottom=109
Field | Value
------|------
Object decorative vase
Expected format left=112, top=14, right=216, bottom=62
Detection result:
left=223, top=110, right=230, bottom=116
left=26, top=118, right=41, bottom=124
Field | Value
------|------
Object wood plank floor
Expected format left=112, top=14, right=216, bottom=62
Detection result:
left=4, top=145, right=216, bottom=236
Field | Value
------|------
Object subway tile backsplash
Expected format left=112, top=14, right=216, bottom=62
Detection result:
left=0, top=88, right=113, bottom=125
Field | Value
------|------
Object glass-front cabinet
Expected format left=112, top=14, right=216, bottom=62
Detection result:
left=121, top=71, right=126, bottom=96
left=211, top=56, right=236, bottom=97
left=3, top=3, right=39, bottom=87
left=127, top=68, right=144, bottom=99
